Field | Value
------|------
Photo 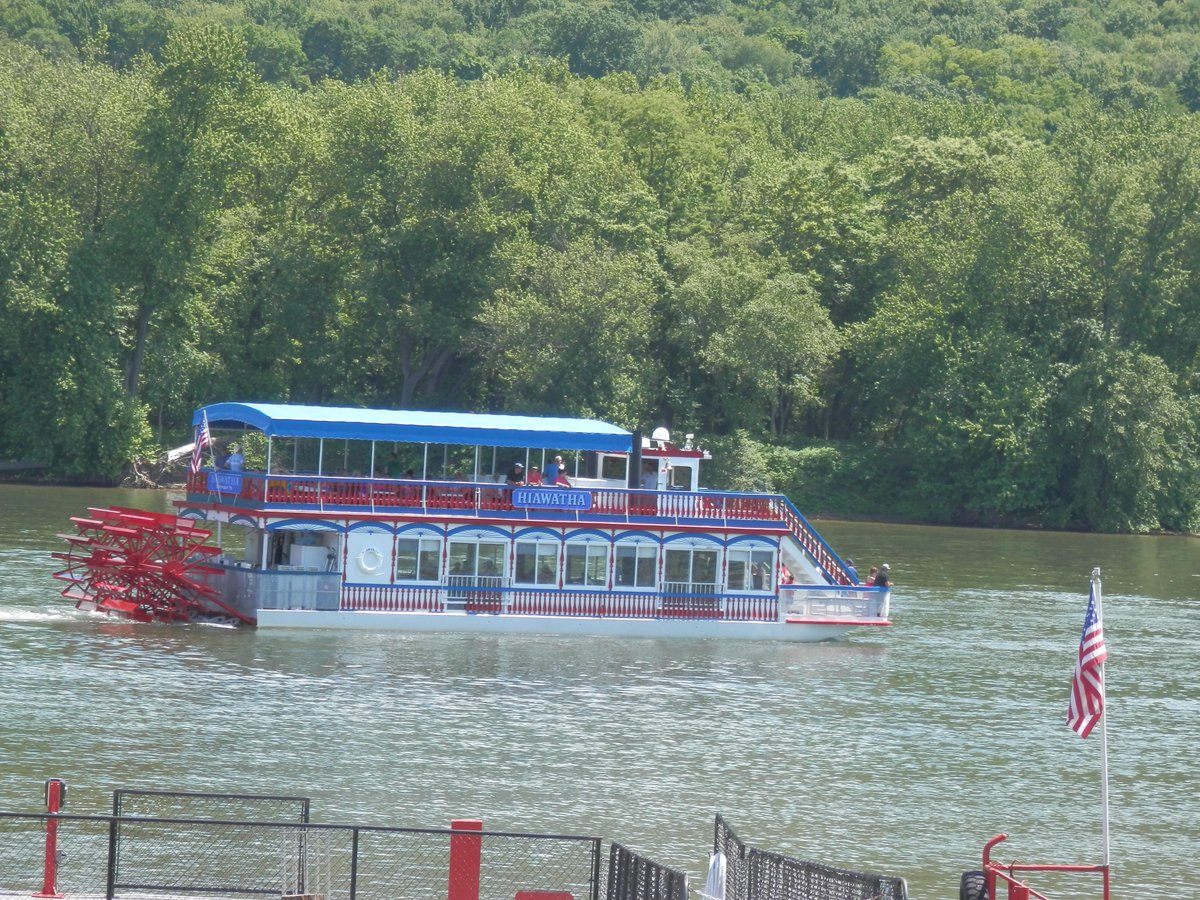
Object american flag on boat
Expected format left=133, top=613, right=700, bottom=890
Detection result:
left=189, top=413, right=211, bottom=475
left=1067, top=579, right=1108, bottom=738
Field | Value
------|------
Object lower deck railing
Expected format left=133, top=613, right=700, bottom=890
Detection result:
left=252, top=579, right=884, bottom=621
left=198, top=566, right=886, bottom=623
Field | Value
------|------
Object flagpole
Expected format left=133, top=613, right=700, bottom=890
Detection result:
left=203, top=410, right=215, bottom=469
left=1092, top=566, right=1110, bottom=869
left=203, top=409, right=224, bottom=503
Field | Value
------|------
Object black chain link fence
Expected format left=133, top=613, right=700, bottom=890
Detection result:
left=713, top=815, right=908, bottom=900
left=112, top=788, right=311, bottom=822
left=0, top=803, right=906, bottom=900
left=606, top=842, right=688, bottom=900
left=0, top=812, right=602, bottom=900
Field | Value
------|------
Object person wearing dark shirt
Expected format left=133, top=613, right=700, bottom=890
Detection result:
left=873, top=564, right=890, bottom=588
left=505, top=462, right=526, bottom=486
left=385, top=452, right=402, bottom=477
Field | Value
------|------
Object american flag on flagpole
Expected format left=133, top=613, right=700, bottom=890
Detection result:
left=1067, top=578, right=1108, bottom=738
left=189, top=413, right=211, bottom=475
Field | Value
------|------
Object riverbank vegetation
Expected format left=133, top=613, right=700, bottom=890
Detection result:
left=1, top=1, right=1199, bottom=532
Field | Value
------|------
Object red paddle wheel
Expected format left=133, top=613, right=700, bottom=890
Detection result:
left=52, top=507, right=253, bottom=625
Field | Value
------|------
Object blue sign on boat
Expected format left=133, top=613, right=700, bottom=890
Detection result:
left=207, top=472, right=243, bottom=494
left=512, top=488, right=592, bottom=511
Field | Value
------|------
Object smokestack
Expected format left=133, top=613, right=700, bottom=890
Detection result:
left=628, top=429, right=642, bottom=490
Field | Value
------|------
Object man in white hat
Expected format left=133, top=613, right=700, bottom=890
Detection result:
left=545, top=454, right=570, bottom=487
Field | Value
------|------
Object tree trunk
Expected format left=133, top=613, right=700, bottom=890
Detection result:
left=124, top=296, right=153, bottom=398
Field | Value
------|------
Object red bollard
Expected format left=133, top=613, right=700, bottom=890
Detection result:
left=448, top=819, right=482, bottom=900
left=33, top=779, right=66, bottom=899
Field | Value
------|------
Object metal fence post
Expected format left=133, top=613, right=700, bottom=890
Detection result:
left=449, top=819, right=483, bottom=900
left=33, top=779, right=66, bottom=899
left=105, top=817, right=118, bottom=900
left=590, top=838, right=603, bottom=900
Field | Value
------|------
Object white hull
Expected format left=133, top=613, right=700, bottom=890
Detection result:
left=256, top=608, right=889, bottom=641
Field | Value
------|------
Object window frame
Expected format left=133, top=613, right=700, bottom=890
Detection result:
left=394, top=535, right=443, bottom=583
left=725, top=546, right=776, bottom=593
left=447, top=540, right=508, bottom=584
left=664, top=545, right=720, bottom=595
left=614, top=542, right=658, bottom=591
left=564, top=541, right=609, bottom=588
left=513, top=540, right=560, bottom=586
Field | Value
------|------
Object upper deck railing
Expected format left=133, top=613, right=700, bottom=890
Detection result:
left=185, top=470, right=856, bottom=585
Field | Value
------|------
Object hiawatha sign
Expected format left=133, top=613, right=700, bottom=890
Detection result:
left=511, top=488, right=592, bottom=511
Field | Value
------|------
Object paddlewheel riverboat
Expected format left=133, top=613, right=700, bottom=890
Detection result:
left=55, top=403, right=891, bottom=640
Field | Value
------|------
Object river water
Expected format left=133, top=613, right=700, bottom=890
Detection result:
left=1, top=484, right=1196, bottom=898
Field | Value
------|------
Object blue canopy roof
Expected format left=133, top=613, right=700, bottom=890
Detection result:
left=195, top=403, right=633, bottom=452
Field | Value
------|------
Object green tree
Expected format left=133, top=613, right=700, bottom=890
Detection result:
left=475, top=241, right=662, bottom=424
left=106, top=25, right=263, bottom=402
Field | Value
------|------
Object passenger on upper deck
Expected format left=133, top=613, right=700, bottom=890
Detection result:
left=226, top=443, right=244, bottom=472
left=641, top=461, right=658, bottom=490
left=385, top=452, right=402, bottom=478
left=505, top=462, right=526, bottom=486
left=547, top=455, right=571, bottom=487
left=526, top=465, right=543, bottom=485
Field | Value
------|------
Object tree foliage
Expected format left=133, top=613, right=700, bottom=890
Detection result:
left=0, top=11, right=1199, bottom=532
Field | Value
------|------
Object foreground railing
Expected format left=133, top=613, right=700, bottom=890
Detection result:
left=714, top=813, right=907, bottom=900
left=0, top=810, right=602, bottom=900
left=3, top=785, right=908, bottom=900
left=962, top=833, right=1110, bottom=900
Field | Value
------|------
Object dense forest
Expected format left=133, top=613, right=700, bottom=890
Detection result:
left=1, top=0, right=1199, bottom=532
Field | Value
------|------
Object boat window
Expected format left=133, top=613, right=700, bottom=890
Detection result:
left=664, top=547, right=719, bottom=595
left=600, top=455, right=627, bottom=481
left=514, top=541, right=558, bottom=586
left=565, top=543, right=607, bottom=587
left=614, top=544, right=656, bottom=589
left=726, top=548, right=775, bottom=592
left=395, top=537, right=442, bottom=582
left=670, top=465, right=693, bottom=490
left=448, top=541, right=507, bottom=585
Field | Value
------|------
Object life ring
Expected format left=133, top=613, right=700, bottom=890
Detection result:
left=356, top=546, right=384, bottom=574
